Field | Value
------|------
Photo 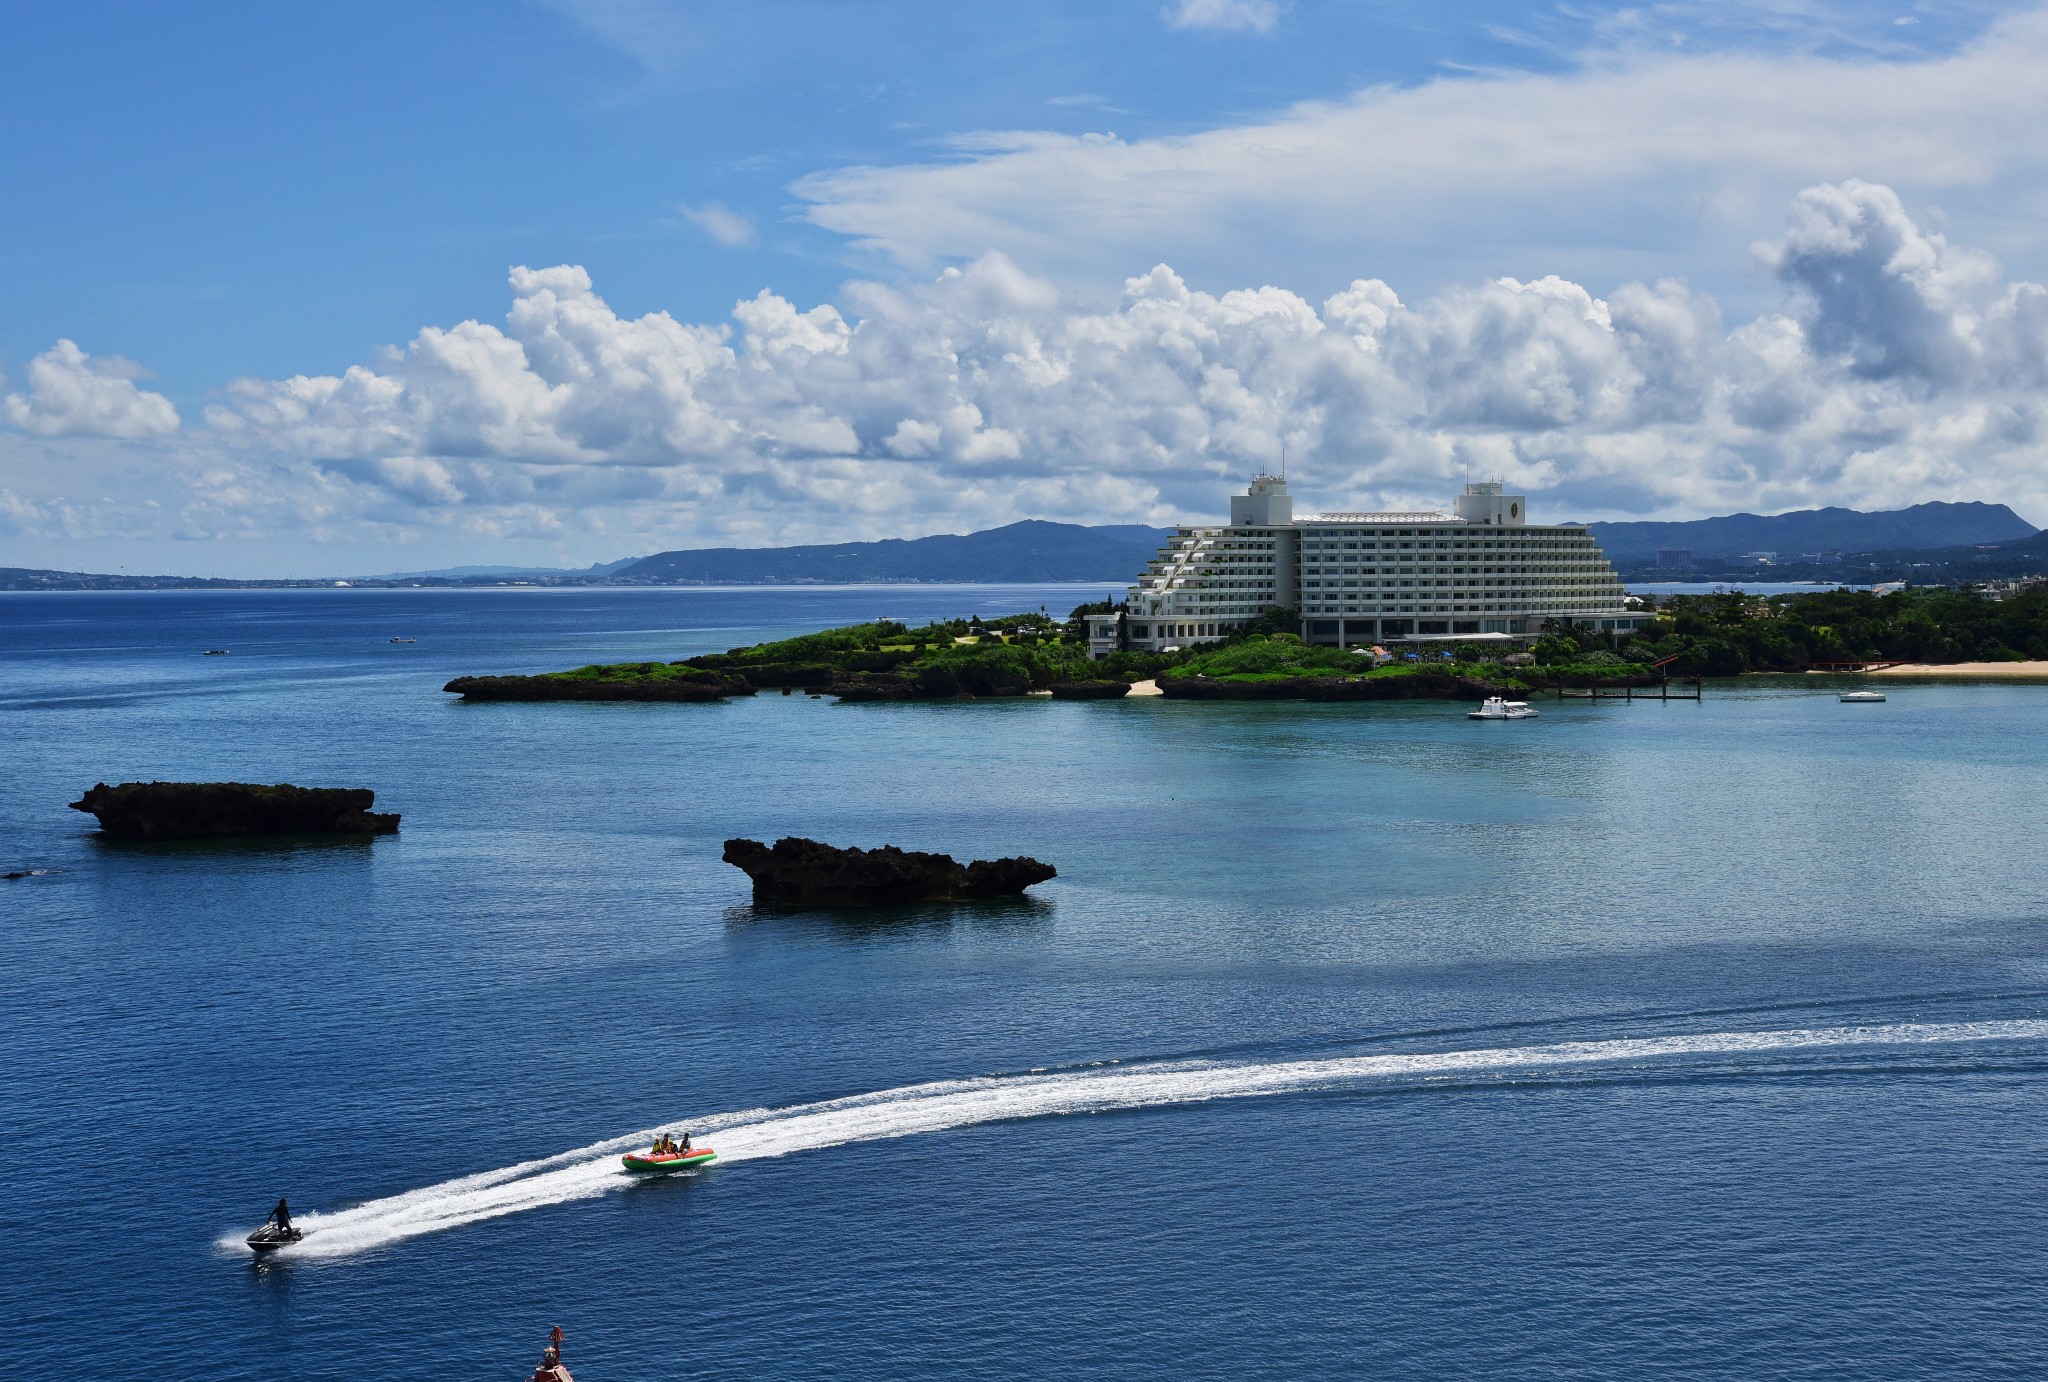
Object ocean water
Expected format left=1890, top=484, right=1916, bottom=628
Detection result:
left=6, top=587, right=2048, bottom=1380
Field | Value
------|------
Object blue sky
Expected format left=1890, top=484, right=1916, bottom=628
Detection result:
left=5, top=1, right=2047, bottom=574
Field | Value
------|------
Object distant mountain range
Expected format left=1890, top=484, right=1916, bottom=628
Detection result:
left=614, top=520, right=1174, bottom=585
left=363, top=558, right=642, bottom=581
left=1589, top=502, right=2035, bottom=565
left=7, top=503, right=2044, bottom=592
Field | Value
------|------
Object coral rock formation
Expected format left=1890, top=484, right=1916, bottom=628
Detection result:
left=70, top=782, right=400, bottom=841
left=722, top=836, right=1055, bottom=906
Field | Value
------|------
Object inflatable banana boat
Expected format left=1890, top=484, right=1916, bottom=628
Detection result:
left=621, top=1146, right=717, bottom=1174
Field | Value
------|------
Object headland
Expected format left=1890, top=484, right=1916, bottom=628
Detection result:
left=444, top=579, right=2048, bottom=706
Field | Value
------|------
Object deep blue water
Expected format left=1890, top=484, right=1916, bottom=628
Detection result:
left=7, top=587, right=2048, bottom=1380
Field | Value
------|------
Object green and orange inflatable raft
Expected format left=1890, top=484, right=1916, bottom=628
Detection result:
left=622, top=1145, right=717, bottom=1174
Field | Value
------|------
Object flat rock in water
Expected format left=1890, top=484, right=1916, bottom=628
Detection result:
left=722, top=836, right=1055, bottom=907
left=69, top=781, right=400, bottom=841
left=442, top=673, right=750, bottom=702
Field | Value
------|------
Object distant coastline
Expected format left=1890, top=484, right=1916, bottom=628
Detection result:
left=12, top=498, right=2043, bottom=594
left=0, top=573, right=1131, bottom=593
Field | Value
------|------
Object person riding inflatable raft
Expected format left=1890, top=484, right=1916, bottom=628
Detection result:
left=622, top=1131, right=716, bottom=1173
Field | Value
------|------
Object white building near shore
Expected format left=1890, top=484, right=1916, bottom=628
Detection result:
left=1087, top=476, right=1642, bottom=656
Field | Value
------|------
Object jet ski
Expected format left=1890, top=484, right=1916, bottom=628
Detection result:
left=622, top=1144, right=717, bottom=1174
left=246, top=1221, right=303, bottom=1253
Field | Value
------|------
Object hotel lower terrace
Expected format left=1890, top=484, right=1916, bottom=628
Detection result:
left=1088, top=477, right=1642, bottom=656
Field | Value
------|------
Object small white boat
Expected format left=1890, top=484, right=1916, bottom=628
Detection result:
left=1840, top=690, right=1886, bottom=703
left=1468, top=696, right=1538, bottom=720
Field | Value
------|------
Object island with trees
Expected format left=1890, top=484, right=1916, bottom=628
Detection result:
left=442, top=586, right=2048, bottom=706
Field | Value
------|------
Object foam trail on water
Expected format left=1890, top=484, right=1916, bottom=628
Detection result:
left=263, top=1020, right=2048, bottom=1258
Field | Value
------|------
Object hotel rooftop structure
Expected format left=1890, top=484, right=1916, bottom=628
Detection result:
left=1087, top=476, right=1641, bottom=656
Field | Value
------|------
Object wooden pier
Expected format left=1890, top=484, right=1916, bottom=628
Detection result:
left=1555, top=682, right=1701, bottom=701
left=1554, top=653, right=1701, bottom=701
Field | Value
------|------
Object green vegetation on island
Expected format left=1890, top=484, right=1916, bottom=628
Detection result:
left=1154, top=610, right=1640, bottom=699
left=443, top=661, right=753, bottom=702
left=443, top=585, right=2048, bottom=705
left=683, top=613, right=1176, bottom=697
left=443, top=611, right=1170, bottom=702
left=1630, top=586, right=2048, bottom=673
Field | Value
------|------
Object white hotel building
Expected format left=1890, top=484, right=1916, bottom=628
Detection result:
left=1087, top=476, right=1641, bottom=655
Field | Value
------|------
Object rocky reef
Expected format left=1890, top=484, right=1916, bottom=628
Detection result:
left=722, top=836, right=1056, bottom=906
left=444, top=666, right=753, bottom=702
left=70, top=781, right=400, bottom=841
left=1046, top=680, right=1132, bottom=699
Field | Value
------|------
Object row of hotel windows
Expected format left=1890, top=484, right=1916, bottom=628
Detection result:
left=1302, top=602, right=1620, bottom=613
left=1303, top=542, right=1574, bottom=552
left=1100, top=623, right=1234, bottom=640
left=1100, top=613, right=1641, bottom=643
left=1207, top=534, right=1600, bottom=546
left=1305, top=618, right=1528, bottom=636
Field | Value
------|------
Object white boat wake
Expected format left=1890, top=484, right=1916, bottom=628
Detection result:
left=238, top=1019, right=2048, bottom=1259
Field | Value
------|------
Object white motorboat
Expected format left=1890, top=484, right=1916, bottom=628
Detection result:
left=1840, top=690, right=1886, bottom=703
left=1468, top=696, right=1538, bottom=720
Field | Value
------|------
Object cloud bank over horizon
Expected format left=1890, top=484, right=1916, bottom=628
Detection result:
left=5, top=180, right=2048, bottom=570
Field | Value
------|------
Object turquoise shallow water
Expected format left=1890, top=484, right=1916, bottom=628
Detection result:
left=6, top=588, right=2048, bottom=1379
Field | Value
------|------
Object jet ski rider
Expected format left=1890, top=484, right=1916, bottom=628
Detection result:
left=271, top=1198, right=293, bottom=1233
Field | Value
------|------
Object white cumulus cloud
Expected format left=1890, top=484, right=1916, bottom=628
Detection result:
left=1, top=340, right=180, bottom=439
left=185, top=181, right=2048, bottom=547
left=1164, top=0, right=1281, bottom=35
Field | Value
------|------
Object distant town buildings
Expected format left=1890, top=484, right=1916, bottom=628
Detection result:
left=1980, top=576, right=2046, bottom=602
left=1655, top=546, right=1693, bottom=569
left=1087, top=477, right=1642, bottom=655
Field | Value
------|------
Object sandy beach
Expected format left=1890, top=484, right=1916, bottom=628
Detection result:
left=1865, top=661, right=2048, bottom=679
left=1127, top=678, right=1164, bottom=696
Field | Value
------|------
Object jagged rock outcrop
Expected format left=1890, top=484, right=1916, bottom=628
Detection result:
left=825, top=680, right=917, bottom=701
left=911, top=664, right=1035, bottom=698
left=1047, top=680, right=1132, bottom=699
left=819, top=667, right=1041, bottom=701
left=1156, top=675, right=1314, bottom=700
left=735, top=663, right=838, bottom=688
left=70, top=782, right=400, bottom=841
left=722, top=836, right=1056, bottom=906
left=443, top=671, right=753, bottom=701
